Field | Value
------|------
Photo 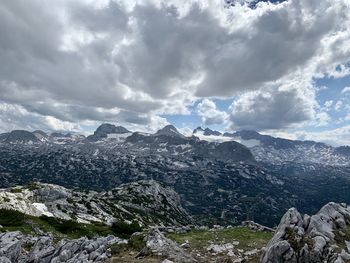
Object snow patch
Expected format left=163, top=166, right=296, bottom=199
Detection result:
left=32, top=203, right=54, bottom=217
left=193, top=132, right=233, bottom=143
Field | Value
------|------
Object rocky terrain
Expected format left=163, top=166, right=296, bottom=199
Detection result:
left=0, top=178, right=349, bottom=262
left=262, top=202, right=350, bottom=263
left=0, top=217, right=274, bottom=263
left=0, top=231, right=125, bottom=263
left=0, top=181, right=191, bottom=226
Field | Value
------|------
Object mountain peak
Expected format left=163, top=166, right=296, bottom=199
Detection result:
left=94, top=123, right=130, bottom=135
left=193, top=127, right=222, bottom=136
left=86, top=123, right=131, bottom=142
left=156, top=125, right=184, bottom=138
left=4, top=130, right=40, bottom=144
left=193, top=127, right=204, bottom=134
left=203, top=128, right=222, bottom=136
left=234, top=130, right=261, bottom=138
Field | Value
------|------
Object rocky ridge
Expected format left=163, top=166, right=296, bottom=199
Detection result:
left=0, top=181, right=191, bottom=227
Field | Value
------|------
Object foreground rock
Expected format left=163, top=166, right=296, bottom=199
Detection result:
left=137, top=228, right=196, bottom=263
left=0, top=231, right=126, bottom=263
left=261, top=202, right=350, bottom=263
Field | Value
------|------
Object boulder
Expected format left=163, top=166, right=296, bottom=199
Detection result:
left=261, top=202, right=350, bottom=263
left=137, top=228, right=196, bottom=263
left=0, top=232, right=23, bottom=262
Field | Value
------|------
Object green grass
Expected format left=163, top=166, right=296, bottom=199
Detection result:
left=284, top=227, right=314, bottom=252
left=334, top=226, right=350, bottom=251
left=166, top=227, right=273, bottom=251
left=0, top=209, right=142, bottom=240
left=24, top=182, right=40, bottom=191
left=10, top=188, right=23, bottom=193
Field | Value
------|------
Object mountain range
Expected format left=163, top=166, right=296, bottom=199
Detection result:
left=0, top=124, right=349, bottom=227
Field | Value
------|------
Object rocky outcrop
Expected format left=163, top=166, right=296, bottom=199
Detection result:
left=261, top=202, right=350, bottom=263
left=0, top=180, right=192, bottom=227
left=137, top=228, right=195, bottom=263
left=0, top=231, right=126, bottom=263
left=242, top=221, right=275, bottom=233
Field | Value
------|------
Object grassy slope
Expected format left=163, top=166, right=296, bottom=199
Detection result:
left=166, top=227, right=273, bottom=251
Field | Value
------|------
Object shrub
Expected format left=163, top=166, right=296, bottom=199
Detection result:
left=39, top=215, right=87, bottom=235
left=10, top=188, right=23, bottom=193
left=25, top=183, right=40, bottom=191
left=0, top=209, right=26, bottom=226
left=111, top=220, right=142, bottom=238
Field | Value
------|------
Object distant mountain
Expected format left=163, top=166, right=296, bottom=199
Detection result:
left=193, top=126, right=204, bottom=134
left=203, top=128, right=222, bottom=136
left=86, top=123, right=131, bottom=142
left=126, top=130, right=255, bottom=163
left=1, top=125, right=350, bottom=227
left=193, top=127, right=221, bottom=136
left=226, top=130, right=326, bottom=149
left=156, top=125, right=185, bottom=138
left=225, top=130, right=350, bottom=166
left=51, top=132, right=71, bottom=138
left=4, top=130, right=40, bottom=144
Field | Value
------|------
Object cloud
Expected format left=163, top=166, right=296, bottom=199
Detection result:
left=335, top=100, right=343, bottom=111
left=342, top=87, right=350, bottom=94
left=0, top=102, right=81, bottom=132
left=197, top=99, right=229, bottom=126
left=323, top=100, right=333, bottom=111
left=228, top=83, right=316, bottom=130
left=297, top=126, right=350, bottom=146
left=0, top=0, right=350, bottom=132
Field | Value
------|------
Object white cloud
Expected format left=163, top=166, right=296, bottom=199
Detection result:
left=341, top=86, right=350, bottom=94
left=314, top=112, right=331, bottom=127
left=335, top=100, right=343, bottom=111
left=197, top=99, right=229, bottom=126
left=324, top=100, right=333, bottom=110
left=297, top=126, right=350, bottom=146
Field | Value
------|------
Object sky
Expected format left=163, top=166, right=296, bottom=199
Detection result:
left=0, top=0, right=350, bottom=145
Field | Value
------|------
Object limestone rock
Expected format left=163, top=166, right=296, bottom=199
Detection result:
left=137, top=228, right=196, bottom=263
left=261, top=202, right=350, bottom=263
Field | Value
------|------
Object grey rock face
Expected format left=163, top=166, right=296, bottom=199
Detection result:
left=0, top=232, right=125, bottom=263
left=137, top=228, right=195, bottom=263
left=27, top=236, right=56, bottom=263
left=261, top=202, right=350, bottom=263
left=0, top=232, right=23, bottom=262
